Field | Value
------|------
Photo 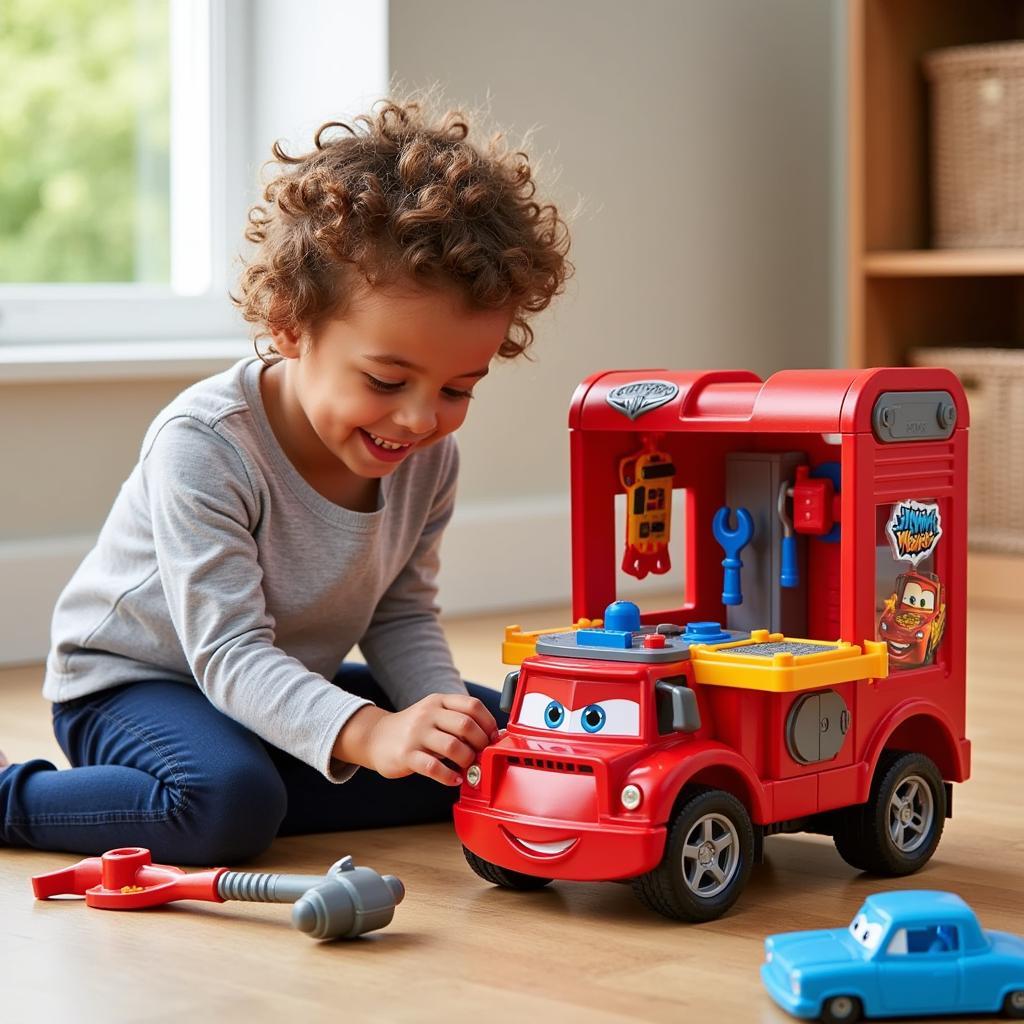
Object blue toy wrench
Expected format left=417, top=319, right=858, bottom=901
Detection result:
left=712, top=506, right=754, bottom=606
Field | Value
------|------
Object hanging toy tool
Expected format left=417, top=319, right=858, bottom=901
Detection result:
left=31, top=846, right=404, bottom=941
left=776, top=481, right=800, bottom=588
left=620, top=439, right=675, bottom=580
left=777, top=465, right=841, bottom=589
left=712, top=506, right=754, bottom=606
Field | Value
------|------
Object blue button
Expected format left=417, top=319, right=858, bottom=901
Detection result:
left=604, top=601, right=641, bottom=633
left=681, top=621, right=732, bottom=644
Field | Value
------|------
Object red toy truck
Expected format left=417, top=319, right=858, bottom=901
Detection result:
left=454, top=367, right=970, bottom=921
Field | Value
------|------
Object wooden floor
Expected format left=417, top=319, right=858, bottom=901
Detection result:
left=2, top=603, right=1022, bottom=1023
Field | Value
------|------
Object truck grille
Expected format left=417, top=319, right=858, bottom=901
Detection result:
left=506, top=755, right=594, bottom=774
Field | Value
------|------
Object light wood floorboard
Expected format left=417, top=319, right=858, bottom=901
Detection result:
left=1, top=603, right=1021, bottom=1022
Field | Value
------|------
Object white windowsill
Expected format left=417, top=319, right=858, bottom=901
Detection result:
left=0, top=339, right=253, bottom=385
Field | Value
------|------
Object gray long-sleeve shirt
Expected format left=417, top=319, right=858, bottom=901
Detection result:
left=44, top=357, right=466, bottom=781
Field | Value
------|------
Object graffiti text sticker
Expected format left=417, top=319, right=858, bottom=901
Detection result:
left=886, top=499, right=942, bottom=567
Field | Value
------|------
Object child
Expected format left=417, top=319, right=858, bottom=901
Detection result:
left=0, top=98, right=571, bottom=864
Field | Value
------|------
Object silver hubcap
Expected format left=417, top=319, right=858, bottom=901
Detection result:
left=830, top=996, right=854, bottom=1018
left=888, top=774, right=934, bottom=853
left=681, top=812, right=739, bottom=897
left=1011, top=991, right=1024, bottom=1009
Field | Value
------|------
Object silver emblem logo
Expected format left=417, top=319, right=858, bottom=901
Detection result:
left=605, top=380, right=679, bottom=420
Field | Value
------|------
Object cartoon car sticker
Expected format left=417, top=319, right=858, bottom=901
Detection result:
left=879, top=569, right=946, bottom=668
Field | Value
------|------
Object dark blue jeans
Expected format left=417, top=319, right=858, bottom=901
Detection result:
left=0, top=665, right=504, bottom=864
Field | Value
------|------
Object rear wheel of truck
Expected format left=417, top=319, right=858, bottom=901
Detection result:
left=462, top=846, right=553, bottom=890
left=632, top=787, right=754, bottom=922
left=833, top=750, right=946, bottom=875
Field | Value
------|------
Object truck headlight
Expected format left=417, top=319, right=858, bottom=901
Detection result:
left=790, top=974, right=801, bottom=996
left=621, top=784, right=642, bottom=810
left=466, top=764, right=482, bottom=787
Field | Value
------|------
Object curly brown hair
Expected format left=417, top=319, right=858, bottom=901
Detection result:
left=234, top=97, right=573, bottom=360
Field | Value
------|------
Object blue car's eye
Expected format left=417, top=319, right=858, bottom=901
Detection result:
left=544, top=700, right=566, bottom=728
left=580, top=704, right=607, bottom=733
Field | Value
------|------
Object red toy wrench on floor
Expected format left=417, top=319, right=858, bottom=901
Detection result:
left=32, top=846, right=404, bottom=940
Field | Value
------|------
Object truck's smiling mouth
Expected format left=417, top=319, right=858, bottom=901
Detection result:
left=501, top=828, right=578, bottom=858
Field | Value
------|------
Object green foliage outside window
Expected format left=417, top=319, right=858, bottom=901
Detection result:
left=0, top=0, right=170, bottom=284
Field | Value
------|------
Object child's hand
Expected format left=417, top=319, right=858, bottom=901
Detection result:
left=334, top=693, right=499, bottom=786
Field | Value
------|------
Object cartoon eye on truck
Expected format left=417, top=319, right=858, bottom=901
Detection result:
left=454, top=367, right=970, bottom=922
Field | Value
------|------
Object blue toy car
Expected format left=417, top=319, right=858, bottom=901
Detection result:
left=761, top=891, right=1024, bottom=1022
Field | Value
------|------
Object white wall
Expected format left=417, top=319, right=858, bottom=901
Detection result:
left=388, top=0, right=839, bottom=609
left=0, top=0, right=841, bottom=664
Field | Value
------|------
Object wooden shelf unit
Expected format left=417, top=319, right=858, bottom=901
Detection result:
left=847, top=0, right=1024, bottom=368
left=847, top=2, right=1024, bottom=597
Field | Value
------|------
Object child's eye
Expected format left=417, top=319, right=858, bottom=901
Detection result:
left=442, top=387, right=474, bottom=401
left=364, top=374, right=404, bottom=393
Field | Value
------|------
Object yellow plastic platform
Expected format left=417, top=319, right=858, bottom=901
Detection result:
left=502, top=619, right=604, bottom=665
left=689, top=630, right=889, bottom=693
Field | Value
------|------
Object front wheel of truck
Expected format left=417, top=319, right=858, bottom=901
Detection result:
left=632, top=787, right=754, bottom=922
left=462, top=846, right=553, bottom=890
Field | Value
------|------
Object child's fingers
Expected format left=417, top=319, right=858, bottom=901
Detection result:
left=434, top=709, right=491, bottom=752
left=410, top=749, right=463, bottom=787
left=424, top=727, right=477, bottom=771
left=440, top=693, right=499, bottom=739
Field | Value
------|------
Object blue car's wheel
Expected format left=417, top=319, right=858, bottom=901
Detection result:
left=1004, top=989, right=1024, bottom=1018
left=821, top=995, right=861, bottom=1023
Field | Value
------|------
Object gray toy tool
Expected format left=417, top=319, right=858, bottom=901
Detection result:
left=218, top=855, right=406, bottom=940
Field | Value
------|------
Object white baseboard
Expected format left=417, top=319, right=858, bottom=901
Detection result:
left=0, top=534, right=95, bottom=667
left=0, top=498, right=578, bottom=668
left=438, top=495, right=574, bottom=617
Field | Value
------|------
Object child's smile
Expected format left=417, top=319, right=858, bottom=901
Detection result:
left=262, top=280, right=512, bottom=509
left=357, top=427, right=416, bottom=463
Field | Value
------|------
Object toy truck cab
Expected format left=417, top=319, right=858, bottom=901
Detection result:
left=455, top=609, right=711, bottom=885
left=455, top=367, right=971, bottom=922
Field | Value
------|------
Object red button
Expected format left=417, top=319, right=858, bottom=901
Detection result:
left=643, top=633, right=666, bottom=649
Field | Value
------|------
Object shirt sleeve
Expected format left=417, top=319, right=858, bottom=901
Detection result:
left=357, top=439, right=467, bottom=708
left=143, top=416, right=370, bottom=782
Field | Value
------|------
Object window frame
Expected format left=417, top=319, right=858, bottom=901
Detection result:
left=0, top=0, right=250, bottom=346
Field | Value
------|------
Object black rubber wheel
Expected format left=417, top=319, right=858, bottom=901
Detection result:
left=1003, top=989, right=1024, bottom=1019
left=462, top=846, right=552, bottom=890
left=833, top=750, right=945, bottom=875
left=631, top=787, right=754, bottom=922
left=821, top=994, right=862, bottom=1024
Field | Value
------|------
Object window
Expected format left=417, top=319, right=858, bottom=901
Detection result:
left=887, top=925, right=959, bottom=955
left=0, top=0, right=246, bottom=343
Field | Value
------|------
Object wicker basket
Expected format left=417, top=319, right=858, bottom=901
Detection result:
left=923, top=42, right=1024, bottom=248
left=911, top=347, right=1024, bottom=552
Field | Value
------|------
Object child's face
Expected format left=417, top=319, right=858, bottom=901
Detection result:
left=273, top=281, right=512, bottom=480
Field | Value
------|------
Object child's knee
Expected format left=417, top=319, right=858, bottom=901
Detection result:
left=183, top=763, right=287, bottom=864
